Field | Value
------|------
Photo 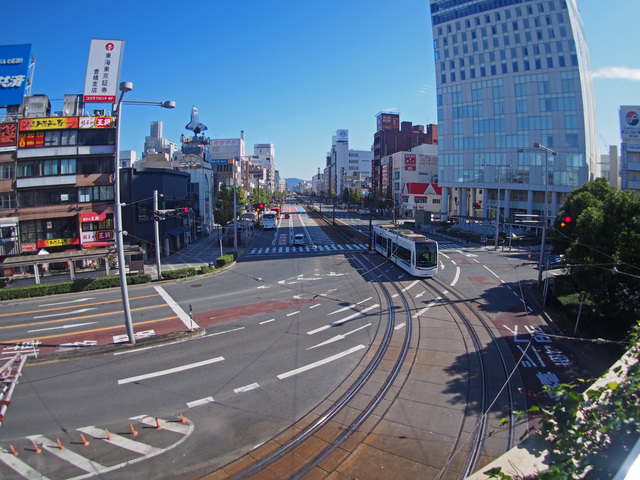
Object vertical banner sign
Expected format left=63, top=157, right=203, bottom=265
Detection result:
left=83, top=39, right=124, bottom=103
left=0, top=44, right=32, bottom=107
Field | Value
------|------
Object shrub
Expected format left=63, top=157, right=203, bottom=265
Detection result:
left=161, top=267, right=197, bottom=280
left=216, top=251, right=237, bottom=267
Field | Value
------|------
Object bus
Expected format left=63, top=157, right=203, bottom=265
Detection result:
left=373, top=224, right=438, bottom=277
left=271, top=206, right=281, bottom=219
left=263, top=211, right=277, bottom=229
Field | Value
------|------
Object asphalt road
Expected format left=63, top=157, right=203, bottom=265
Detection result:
left=0, top=205, right=597, bottom=479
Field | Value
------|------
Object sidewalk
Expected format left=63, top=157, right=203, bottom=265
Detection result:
left=4, top=234, right=245, bottom=289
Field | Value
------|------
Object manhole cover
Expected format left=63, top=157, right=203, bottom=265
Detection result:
left=191, top=284, right=201, bottom=288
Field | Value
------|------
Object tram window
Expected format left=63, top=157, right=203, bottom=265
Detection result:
left=416, top=244, right=438, bottom=267
left=397, top=245, right=412, bottom=262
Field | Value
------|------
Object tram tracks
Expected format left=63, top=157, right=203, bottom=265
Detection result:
left=206, top=208, right=523, bottom=479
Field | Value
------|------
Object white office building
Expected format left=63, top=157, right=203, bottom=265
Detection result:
left=430, top=0, right=598, bottom=223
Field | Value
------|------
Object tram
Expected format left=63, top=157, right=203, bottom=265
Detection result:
left=373, top=224, right=438, bottom=277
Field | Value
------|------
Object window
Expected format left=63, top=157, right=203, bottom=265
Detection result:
left=0, top=163, right=14, bottom=180
left=0, top=193, right=16, bottom=210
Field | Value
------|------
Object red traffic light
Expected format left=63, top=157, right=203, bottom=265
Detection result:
left=259, top=203, right=265, bottom=209
left=183, top=207, right=190, bottom=213
left=565, top=216, right=571, bottom=223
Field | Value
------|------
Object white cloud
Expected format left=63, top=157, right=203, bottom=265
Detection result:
left=592, top=66, right=640, bottom=81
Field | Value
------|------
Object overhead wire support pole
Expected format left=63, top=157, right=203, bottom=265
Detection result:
left=534, top=142, right=557, bottom=287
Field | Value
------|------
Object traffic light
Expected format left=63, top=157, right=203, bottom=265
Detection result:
left=153, top=210, right=166, bottom=221
left=256, top=203, right=265, bottom=212
left=561, top=216, right=571, bottom=227
left=474, top=201, right=482, bottom=209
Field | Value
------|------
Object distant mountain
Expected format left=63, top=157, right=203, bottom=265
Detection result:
left=285, top=178, right=309, bottom=190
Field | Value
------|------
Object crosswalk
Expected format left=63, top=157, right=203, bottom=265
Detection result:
left=246, top=241, right=466, bottom=257
left=248, top=243, right=370, bottom=255
left=0, top=414, right=192, bottom=479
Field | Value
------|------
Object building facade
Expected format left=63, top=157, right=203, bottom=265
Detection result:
left=324, top=130, right=372, bottom=197
left=430, top=0, right=598, bottom=222
left=372, top=113, right=438, bottom=194
left=619, top=106, right=640, bottom=193
left=0, top=94, right=119, bottom=259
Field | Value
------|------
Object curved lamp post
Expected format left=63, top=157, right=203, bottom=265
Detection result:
left=114, top=81, right=175, bottom=344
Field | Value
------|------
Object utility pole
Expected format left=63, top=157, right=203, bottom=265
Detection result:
left=153, top=190, right=162, bottom=280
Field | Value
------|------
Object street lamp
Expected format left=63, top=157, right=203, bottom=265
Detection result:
left=114, top=81, right=175, bottom=344
left=482, top=163, right=511, bottom=250
left=534, top=142, right=557, bottom=286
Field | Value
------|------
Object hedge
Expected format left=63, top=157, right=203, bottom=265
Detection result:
left=0, top=274, right=152, bottom=301
left=0, top=252, right=238, bottom=301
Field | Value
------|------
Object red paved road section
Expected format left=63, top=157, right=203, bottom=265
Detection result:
left=194, top=298, right=321, bottom=327
left=3, top=298, right=321, bottom=358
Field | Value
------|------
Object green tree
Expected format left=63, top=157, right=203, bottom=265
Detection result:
left=550, top=178, right=640, bottom=335
left=214, top=185, right=234, bottom=225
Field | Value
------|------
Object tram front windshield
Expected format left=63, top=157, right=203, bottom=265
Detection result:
left=415, top=243, right=437, bottom=268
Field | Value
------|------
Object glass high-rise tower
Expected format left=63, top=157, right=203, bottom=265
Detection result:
left=429, top=0, right=597, bottom=223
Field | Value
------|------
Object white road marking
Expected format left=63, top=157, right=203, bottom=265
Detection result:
left=28, top=322, right=97, bottom=333
left=234, top=383, right=260, bottom=394
left=77, top=426, right=161, bottom=455
left=259, top=318, right=276, bottom=324
left=307, top=304, right=379, bottom=335
left=39, top=298, right=94, bottom=306
left=118, top=357, right=224, bottom=385
left=413, top=298, right=442, bottom=318
left=483, top=265, right=500, bottom=278
left=286, top=311, right=300, bottom=316
left=451, top=266, right=461, bottom=287
left=203, top=327, right=245, bottom=337
left=33, top=308, right=96, bottom=319
left=129, top=415, right=191, bottom=434
left=328, top=298, right=372, bottom=316
left=307, top=324, right=371, bottom=350
left=394, top=323, right=406, bottom=330
left=187, top=397, right=215, bottom=408
left=277, top=345, right=366, bottom=380
left=0, top=449, right=50, bottom=479
left=402, top=281, right=420, bottom=292
left=154, top=285, right=200, bottom=329
left=28, top=435, right=105, bottom=472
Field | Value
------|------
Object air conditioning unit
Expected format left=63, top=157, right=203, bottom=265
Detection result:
left=63, top=94, right=84, bottom=116
left=23, top=95, right=51, bottom=118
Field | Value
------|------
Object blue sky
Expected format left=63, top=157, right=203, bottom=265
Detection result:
left=2, top=0, right=639, bottom=180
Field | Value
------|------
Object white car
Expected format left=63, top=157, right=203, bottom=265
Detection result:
left=293, top=234, right=306, bottom=245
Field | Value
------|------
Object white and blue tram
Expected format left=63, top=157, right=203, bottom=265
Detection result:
left=373, top=224, right=438, bottom=277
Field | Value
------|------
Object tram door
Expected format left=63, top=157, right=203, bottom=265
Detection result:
left=386, top=238, right=392, bottom=258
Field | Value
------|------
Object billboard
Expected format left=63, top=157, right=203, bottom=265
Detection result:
left=376, top=113, right=399, bottom=132
left=83, top=39, right=124, bottom=103
left=19, top=116, right=79, bottom=131
left=620, top=106, right=640, bottom=140
left=404, top=153, right=416, bottom=171
left=0, top=123, right=18, bottom=148
left=0, top=44, right=32, bottom=107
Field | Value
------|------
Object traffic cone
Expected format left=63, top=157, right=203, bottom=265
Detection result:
left=179, top=412, right=186, bottom=424
left=56, top=438, right=65, bottom=450
left=9, top=444, right=18, bottom=456
left=105, top=429, right=112, bottom=441
left=31, top=440, right=41, bottom=454
left=155, top=417, right=162, bottom=429
left=130, top=423, right=137, bottom=436
left=80, top=434, right=89, bottom=446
